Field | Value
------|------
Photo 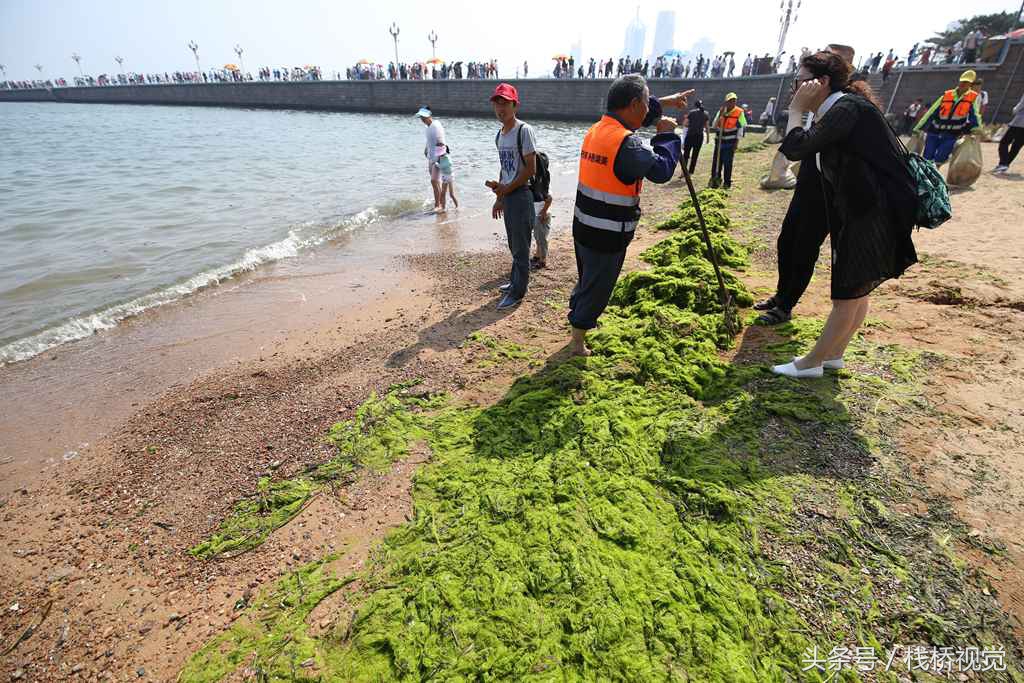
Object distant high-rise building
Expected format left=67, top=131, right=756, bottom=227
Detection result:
left=571, top=38, right=583, bottom=69
left=650, top=11, right=676, bottom=61
left=622, top=8, right=646, bottom=60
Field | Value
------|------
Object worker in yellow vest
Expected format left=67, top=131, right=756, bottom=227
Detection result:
left=913, top=70, right=983, bottom=164
left=569, top=75, right=692, bottom=356
left=710, top=92, right=747, bottom=188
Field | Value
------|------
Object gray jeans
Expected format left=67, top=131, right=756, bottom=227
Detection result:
left=533, top=205, right=551, bottom=260
left=568, top=239, right=627, bottom=330
left=503, top=188, right=535, bottom=300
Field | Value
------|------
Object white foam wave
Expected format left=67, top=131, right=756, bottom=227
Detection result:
left=0, top=205, right=397, bottom=366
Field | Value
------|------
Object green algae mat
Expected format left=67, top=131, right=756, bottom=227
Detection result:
left=180, top=190, right=1024, bottom=682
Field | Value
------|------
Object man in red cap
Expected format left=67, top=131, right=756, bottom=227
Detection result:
left=486, top=82, right=538, bottom=310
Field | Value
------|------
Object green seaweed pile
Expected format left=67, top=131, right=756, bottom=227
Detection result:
left=737, top=139, right=771, bottom=154
left=181, top=189, right=1023, bottom=681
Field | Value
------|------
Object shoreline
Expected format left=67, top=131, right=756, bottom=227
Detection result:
left=0, top=203, right=519, bottom=495
left=0, top=103, right=587, bottom=376
left=0, top=133, right=581, bottom=494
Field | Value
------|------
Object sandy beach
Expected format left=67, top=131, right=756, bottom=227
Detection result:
left=2, top=139, right=1024, bottom=680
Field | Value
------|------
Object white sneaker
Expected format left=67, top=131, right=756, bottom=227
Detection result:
left=795, top=355, right=844, bottom=370
left=772, top=361, right=823, bottom=378
left=992, top=165, right=1008, bottom=174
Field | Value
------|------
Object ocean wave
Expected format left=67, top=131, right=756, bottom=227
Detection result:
left=0, top=200, right=422, bottom=366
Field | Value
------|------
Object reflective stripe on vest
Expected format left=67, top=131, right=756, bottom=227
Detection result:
left=717, top=107, right=743, bottom=142
left=934, top=89, right=977, bottom=132
left=574, top=115, right=642, bottom=234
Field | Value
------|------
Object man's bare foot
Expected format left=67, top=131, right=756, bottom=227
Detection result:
left=452, top=198, right=459, bottom=208
left=570, top=327, right=590, bottom=356
left=569, top=344, right=592, bottom=357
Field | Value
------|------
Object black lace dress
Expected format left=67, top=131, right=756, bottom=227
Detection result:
left=780, top=94, right=918, bottom=299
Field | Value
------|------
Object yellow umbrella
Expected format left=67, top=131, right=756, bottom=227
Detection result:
left=223, top=63, right=239, bottom=71
left=357, top=58, right=373, bottom=65
left=426, top=57, right=444, bottom=65
left=552, top=53, right=570, bottom=60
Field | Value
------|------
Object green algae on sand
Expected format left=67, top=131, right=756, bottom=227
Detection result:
left=181, top=190, right=819, bottom=681
left=180, top=188, right=1024, bottom=681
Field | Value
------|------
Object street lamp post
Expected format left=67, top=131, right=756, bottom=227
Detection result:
left=188, top=40, right=201, bottom=76
left=114, top=56, right=124, bottom=74
left=775, top=0, right=800, bottom=67
left=34, top=64, right=44, bottom=82
left=428, top=30, right=438, bottom=60
left=389, top=22, right=400, bottom=66
left=71, top=52, right=83, bottom=76
left=234, top=44, right=245, bottom=74
left=0, top=64, right=6, bottom=81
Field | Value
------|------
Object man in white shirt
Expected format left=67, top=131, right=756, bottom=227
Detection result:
left=417, top=106, right=447, bottom=213
left=963, top=29, right=982, bottom=63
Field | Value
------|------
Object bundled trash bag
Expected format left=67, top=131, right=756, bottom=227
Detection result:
left=764, top=127, right=785, bottom=144
left=947, top=135, right=983, bottom=187
left=760, top=150, right=798, bottom=189
left=907, top=131, right=926, bottom=156
left=991, top=125, right=1009, bottom=143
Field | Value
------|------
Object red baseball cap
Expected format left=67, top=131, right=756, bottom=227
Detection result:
left=490, top=83, right=519, bottom=104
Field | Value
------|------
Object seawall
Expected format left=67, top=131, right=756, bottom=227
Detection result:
left=2, top=43, right=1022, bottom=122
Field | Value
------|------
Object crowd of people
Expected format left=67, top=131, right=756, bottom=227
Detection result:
left=548, top=53, right=791, bottom=80
left=2, top=26, right=1005, bottom=91
left=348, top=60, right=499, bottom=80
left=857, top=31, right=993, bottom=85
left=322, top=31, right=1003, bottom=85
left=0, top=65, right=325, bottom=89
left=3, top=79, right=63, bottom=89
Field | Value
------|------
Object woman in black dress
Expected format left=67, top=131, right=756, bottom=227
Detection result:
left=771, top=51, right=918, bottom=378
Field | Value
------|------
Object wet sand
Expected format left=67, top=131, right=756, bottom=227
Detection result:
left=0, top=206, right=512, bottom=495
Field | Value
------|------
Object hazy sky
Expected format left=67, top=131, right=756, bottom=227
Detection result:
left=0, top=0, right=1015, bottom=80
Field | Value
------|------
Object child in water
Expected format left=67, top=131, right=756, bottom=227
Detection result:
left=436, top=153, right=458, bottom=212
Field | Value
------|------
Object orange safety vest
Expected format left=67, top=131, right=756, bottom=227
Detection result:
left=717, top=106, right=744, bottom=142
left=933, top=89, right=978, bottom=132
left=574, top=115, right=642, bottom=235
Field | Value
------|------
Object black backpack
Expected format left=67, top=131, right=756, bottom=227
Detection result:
left=495, top=124, right=551, bottom=202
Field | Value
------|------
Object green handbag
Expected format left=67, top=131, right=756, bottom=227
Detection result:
left=897, top=130, right=952, bottom=229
